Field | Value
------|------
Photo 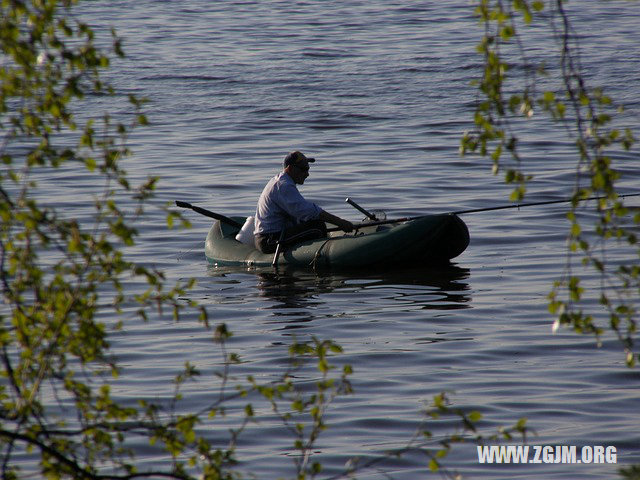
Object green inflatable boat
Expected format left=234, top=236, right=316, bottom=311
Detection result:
left=205, top=213, right=469, bottom=270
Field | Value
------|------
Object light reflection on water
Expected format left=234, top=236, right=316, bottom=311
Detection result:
left=10, top=0, right=640, bottom=478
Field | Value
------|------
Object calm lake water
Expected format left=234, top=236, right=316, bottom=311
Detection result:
left=12, top=1, right=640, bottom=478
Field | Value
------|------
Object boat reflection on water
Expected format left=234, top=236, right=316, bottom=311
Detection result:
left=261, top=265, right=468, bottom=304
left=205, top=263, right=471, bottom=330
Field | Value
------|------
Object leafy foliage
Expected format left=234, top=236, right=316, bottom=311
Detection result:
left=461, top=0, right=638, bottom=366
left=1, top=1, right=201, bottom=478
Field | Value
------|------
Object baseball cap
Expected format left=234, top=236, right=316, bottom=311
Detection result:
left=283, top=151, right=315, bottom=168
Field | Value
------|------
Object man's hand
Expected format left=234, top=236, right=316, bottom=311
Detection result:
left=320, top=210, right=354, bottom=233
left=337, top=218, right=354, bottom=233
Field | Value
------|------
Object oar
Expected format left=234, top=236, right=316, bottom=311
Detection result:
left=345, top=197, right=378, bottom=221
left=175, top=201, right=243, bottom=229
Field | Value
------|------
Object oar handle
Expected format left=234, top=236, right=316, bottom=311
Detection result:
left=175, top=201, right=243, bottom=229
left=345, top=197, right=378, bottom=221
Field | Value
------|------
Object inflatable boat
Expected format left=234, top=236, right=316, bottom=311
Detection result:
left=205, top=213, right=469, bottom=270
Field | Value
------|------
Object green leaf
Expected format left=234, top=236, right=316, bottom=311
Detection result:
left=468, top=411, right=483, bottom=422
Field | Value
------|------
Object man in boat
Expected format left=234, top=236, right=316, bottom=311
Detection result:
left=254, top=151, right=354, bottom=254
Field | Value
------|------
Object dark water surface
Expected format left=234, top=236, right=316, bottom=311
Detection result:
left=16, top=1, right=640, bottom=478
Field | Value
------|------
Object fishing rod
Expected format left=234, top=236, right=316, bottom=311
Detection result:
left=329, top=192, right=640, bottom=232
left=451, top=192, right=640, bottom=215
